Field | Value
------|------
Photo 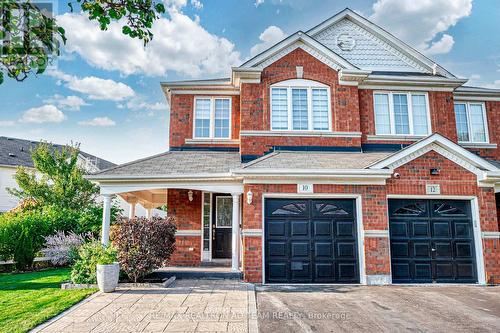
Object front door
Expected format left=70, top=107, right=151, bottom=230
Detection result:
left=212, top=195, right=232, bottom=259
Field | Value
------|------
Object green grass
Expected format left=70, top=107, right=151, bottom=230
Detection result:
left=0, top=268, right=96, bottom=333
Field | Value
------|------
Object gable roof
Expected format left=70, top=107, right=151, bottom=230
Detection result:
left=368, top=133, right=499, bottom=173
left=240, top=31, right=358, bottom=71
left=0, top=136, right=116, bottom=171
left=306, top=8, right=455, bottom=78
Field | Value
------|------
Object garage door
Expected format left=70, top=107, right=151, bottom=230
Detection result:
left=389, top=199, right=477, bottom=283
left=265, top=199, right=359, bottom=283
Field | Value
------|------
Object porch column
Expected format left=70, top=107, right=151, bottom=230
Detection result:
left=101, top=194, right=112, bottom=246
left=146, top=207, right=152, bottom=219
left=231, top=193, right=241, bottom=272
left=128, top=199, right=137, bottom=219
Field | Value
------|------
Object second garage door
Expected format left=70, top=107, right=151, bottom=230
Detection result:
left=389, top=199, right=477, bottom=283
left=265, top=199, right=359, bottom=283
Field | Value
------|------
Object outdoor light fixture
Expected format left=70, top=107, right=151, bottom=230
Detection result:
left=246, top=190, right=253, bottom=205
left=188, top=190, right=194, bottom=202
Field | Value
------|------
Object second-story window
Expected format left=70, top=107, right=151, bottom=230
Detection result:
left=454, top=102, right=488, bottom=143
left=270, top=79, right=331, bottom=131
left=194, top=97, right=231, bottom=139
left=373, top=91, right=430, bottom=136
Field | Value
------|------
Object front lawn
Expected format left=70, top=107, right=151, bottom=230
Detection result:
left=0, top=268, right=96, bottom=333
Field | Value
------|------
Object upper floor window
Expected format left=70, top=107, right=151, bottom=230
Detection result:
left=454, top=102, right=488, bottom=143
left=270, top=79, right=331, bottom=131
left=373, top=92, right=430, bottom=136
left=194, top=97, right=231, bottom=139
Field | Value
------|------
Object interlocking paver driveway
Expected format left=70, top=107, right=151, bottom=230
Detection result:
left=33, top=279, right=258, bottom=333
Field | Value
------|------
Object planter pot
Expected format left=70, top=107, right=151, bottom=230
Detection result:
left=96, top=262, right=119, bottom=293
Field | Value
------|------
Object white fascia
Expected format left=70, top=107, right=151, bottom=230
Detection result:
left=240, top=31, right=357, bottom=70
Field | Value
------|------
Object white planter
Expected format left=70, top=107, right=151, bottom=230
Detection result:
left=96, top=262, right=119, bottom=293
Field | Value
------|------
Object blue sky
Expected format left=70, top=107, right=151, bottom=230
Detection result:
left=1, top=0, right=499, bottom=164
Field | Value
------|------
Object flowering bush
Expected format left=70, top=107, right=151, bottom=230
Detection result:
left=111, top=216, right=176, bottom=283
left=71, top=241, right=117, bottom=284
left=42, top=231, right=92, bottom=266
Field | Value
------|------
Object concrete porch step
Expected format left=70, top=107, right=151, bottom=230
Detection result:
left=151, top=266, right=242, bottom=280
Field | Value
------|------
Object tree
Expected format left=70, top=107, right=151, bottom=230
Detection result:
left=8, top=142, right=99, bottom=210
left=0, top=0, right=165, bottom=84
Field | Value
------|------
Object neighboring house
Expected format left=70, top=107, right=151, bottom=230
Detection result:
left=0, top=136, right=163, bottom=217
left=89, top=9, right=500, bottom=285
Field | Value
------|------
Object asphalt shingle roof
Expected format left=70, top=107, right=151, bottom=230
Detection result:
left=90, top=151, right=242, bottom=177
left=242, top=151, right=393, bottom=170
left=0, top=136, right=115, bottom=170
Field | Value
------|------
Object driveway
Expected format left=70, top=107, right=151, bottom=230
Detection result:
left=33, top=279, right=258, bottom=333
left=256, top=285, right=500, bottom=333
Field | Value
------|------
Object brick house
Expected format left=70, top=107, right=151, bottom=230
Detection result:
left=89, top=9, right=500, bottom=285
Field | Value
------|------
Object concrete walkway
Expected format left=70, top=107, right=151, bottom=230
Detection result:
left=33, top=280, right=258, bottom=333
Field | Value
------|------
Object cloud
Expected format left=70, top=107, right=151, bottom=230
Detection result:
left=250, top=26, right=286, bottom=57
left=57, top=10, right=241, bottom=78
left=370, top=0, right=472, bottom=55
left=20, top=105, right=66, bottom=123
left=48, top=69, right=135, bottom=101
left=43, top=94, right=88, bottom=111
left=254, top=0, right=309, bottom=9
left=255, top=0, right=264, bottom=7
left=191, top=0, right=203, bottom=9
left=0, top=120, right=16, bottom=126
left=119, top=98, right=168, bottom=111
left=78, top=117, right=116, bottom=127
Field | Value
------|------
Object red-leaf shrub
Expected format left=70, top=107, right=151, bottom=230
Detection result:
left=110, top=216, right=176, bottom=282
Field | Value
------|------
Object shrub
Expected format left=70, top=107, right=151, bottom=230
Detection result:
left=0, top=210, right=53, bottom=270
left=42, top=231, right=92, bottom=266
left=71, top=241, right=117, bottom=284
left=111, top=216, right=176, bottom=283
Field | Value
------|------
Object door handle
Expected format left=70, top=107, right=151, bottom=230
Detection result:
left=431, top=248, right=436, bottom=251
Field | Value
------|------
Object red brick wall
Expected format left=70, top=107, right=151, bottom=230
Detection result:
left=240, top=48, right=362, bottom=157
left=167, top=189, right=202, bottom=266
left=169, top=94, right=240, bottom=149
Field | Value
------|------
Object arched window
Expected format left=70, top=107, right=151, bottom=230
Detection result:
left=270, top=79, right=331, bottom=131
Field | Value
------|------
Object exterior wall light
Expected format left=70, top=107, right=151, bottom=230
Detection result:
left=246, top=190, right=253, bottom=205
left=188, top=190, right=194, bottom=202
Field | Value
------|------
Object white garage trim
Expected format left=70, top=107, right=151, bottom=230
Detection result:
left=261, top=193, right=366, bottom=285
left=386, top=195, right=486, bottom=285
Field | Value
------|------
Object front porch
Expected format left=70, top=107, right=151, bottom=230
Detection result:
left=87, top=150, right=245, bottom=273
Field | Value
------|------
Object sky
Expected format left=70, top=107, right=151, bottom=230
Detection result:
left=0, top=0, right=499, bottom=164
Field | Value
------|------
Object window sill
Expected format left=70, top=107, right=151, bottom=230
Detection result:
left=185, top=138, right=240, bottom=145
left=366, top=134, right=427, bottom=141
left=240, top=130, right=362, bottom=138
left=459, top=142, right=497, bottom=149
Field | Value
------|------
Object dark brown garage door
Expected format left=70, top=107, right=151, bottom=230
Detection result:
left=389, top=199, right=477, bottom=283
left=265, top=199, right=359, bottom=283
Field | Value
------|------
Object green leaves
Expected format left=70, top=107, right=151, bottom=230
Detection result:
left=1, top=1, right=165, bottom=84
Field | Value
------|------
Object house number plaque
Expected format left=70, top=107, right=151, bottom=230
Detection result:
left=297, top=184, right=314, bottom=194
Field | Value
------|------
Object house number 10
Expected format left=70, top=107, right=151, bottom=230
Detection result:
left=298, top=184, right=314, bottom=194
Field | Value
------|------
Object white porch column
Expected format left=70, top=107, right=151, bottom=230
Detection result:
left=231, top=193, right=241, bottom=272
left=101, top=194, right=112, bottom=246
left=128, top=201, right=137, bottom=219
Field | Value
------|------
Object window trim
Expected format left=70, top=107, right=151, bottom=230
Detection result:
left=372, top=91, right=432, bottom=136
left=270, top=79, right=332, bottom=132
left=193, top=96, right=232, bottom=139
left=454, top=101, right=489, bottom=144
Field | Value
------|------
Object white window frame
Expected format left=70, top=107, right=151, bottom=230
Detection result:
left=193, top=96, right=232, bottom=139
left=373, top=91, right=432, bottom=136
left=270, top=79, right=332, bottom=132
left=454, top=102, right=489, bottom=144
